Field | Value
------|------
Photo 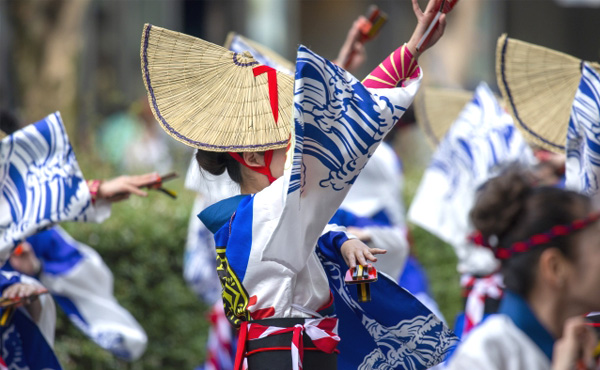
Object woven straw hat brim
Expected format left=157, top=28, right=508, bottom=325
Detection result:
left=141, top=24, right=293, bottom=152
left=224, top=32, right=295, bottom=74
left=496, top=34, right=600, bottom=153
left=414, top=87, right=474, bottom=148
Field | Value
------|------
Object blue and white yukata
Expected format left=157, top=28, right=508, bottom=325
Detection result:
left=2, top=227, right=148, bottom=361
left=0, top=112, right=111, bottom=260
left=447, top=291, right=554, bottom=370
left=566, top=62, right=600, bottom=198
left=0, top=113, right=145, bottom=365
left=408, top=83, right=535, bottom=276
left=407, top=83, right=537, bottom=338
left=336, top=141, right=444, bottom=321
left=337, top=142, right=409, bottom=281
left=198, top=45, right=458, bottom=370
left=0, top=271, right=61, bottom=369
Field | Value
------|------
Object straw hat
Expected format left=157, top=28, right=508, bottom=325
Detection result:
left=224, top=32, right=295, bottom=75
left=140, top=24, right=294, bottom=152
left=496, top=34, right=600, bottom=153
left=414, top=87, right=474, bottom=148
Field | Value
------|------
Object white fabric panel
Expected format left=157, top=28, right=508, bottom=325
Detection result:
left=447, top=315, right=550, bottom=370
left=408, top=83, right=535, bottom=275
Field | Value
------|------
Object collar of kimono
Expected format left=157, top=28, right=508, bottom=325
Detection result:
left=469, top=212, right=600, bottom=260
left=498, top=291, right=554, bottom=360
left=234, top=317, right=340, bottom=370
left=197, top=194, right=248, bottom=234
left=228, top=150, right=277, bottom=184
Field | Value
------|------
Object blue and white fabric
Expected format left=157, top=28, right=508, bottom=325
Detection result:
left=330, top=208, right=409, bottom=288
left=265, top=45, right=420, bottom=272
left=228, top=34, right=294, bottom=76
left=317, top=241, right=457, bottom=369
left=447, top=291, right=552, bottom=370
left=2, top=227, right=148, bottom=361
left=184, top=195, right=223, bottom=305
left=0, top=112, right=92, bottom=258
left=252, top=45, right=455, bottom=367
left=337, top=141, right=444, bottom=323
left=341, top=142, right=406, bottom=227
left=566, top=63, right=600, bottom=197
left=1, top=310, right=62, bottom=369
left=408, top=83, right=535, bottom=275
left=231, top=35, right=412, bottom=279
left=197, top=45, right=458, bottom=369
left=0, top=271, right=60, bottom=369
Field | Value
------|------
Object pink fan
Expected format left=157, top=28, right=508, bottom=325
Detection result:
left=416, top=0, right=459, bottom=52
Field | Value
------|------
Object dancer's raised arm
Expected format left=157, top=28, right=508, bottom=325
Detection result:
left=363, top=0, right=447, bottom=88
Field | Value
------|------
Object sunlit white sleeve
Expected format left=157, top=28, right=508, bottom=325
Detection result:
left=262, top=45, right=422, bottom=273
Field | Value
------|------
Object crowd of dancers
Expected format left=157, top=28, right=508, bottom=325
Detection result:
left=2, top=0, right=600, bottom=369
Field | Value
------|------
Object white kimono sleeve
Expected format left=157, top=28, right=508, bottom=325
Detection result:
left=40, top=231, right=147, bottom=361
left=262, top=45, right=421, bottom=273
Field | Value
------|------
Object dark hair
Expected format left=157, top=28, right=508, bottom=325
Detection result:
left=0, top=110, right=21, bottom=135
left=195, top=149, right=243, bottom=185
left=470, top=166, right=591, bottom=297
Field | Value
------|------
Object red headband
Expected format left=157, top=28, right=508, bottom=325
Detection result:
left=469, top=212, right=600, bottom=260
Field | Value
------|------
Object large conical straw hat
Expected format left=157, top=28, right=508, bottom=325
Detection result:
left=140, top=24, right=293, bottom=152
left=496, top=34, right=600, bottom=153
left=224, top=32, right=295, bottom=75
left=414, top=87, right=473, bottom=148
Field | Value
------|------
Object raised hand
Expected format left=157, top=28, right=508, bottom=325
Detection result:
left=407, top=0, right=447, bottom=58
left=552, top=316, right=597, bottom=370
left=334, top=16, right=369, bottom=72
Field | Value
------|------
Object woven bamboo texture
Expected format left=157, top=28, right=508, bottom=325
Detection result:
left=140, top=24, right=293, bottom=152
left=496, top=34, right=600, bottom=153
left=414, top=87, right=473, bottom=148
